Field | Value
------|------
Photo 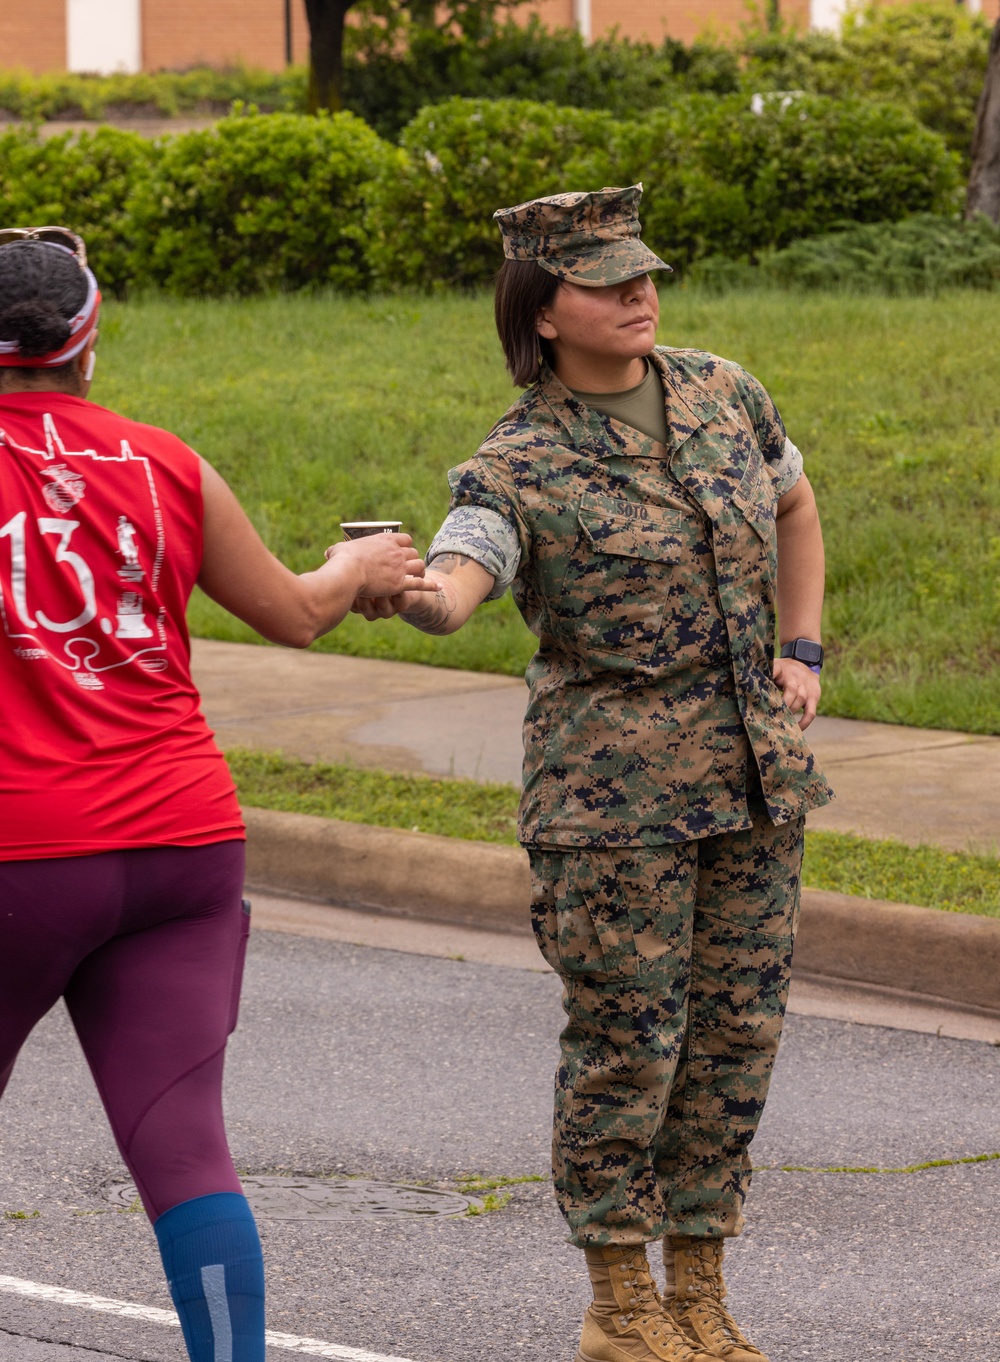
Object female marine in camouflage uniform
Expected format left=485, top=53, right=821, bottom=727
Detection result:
left=354, top=186, right=832, bottom=1362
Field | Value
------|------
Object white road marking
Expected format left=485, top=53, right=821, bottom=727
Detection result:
left=0, top=1275, right=423, bottom=1362
left=0, top=1275, right=177, bottom=1327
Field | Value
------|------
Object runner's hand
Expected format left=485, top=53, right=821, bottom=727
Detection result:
left=323, top=534, right=437, bottom=599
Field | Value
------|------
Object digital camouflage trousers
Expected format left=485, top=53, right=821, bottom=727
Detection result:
left=528, top=800, right=804, bottom=1247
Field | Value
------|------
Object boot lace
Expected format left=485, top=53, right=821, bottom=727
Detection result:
left=675, top=1241, right=761, bottom=1357
left=685, top=1299, right=759, bottom=1355
left=613, top=1252, right=703, bottom=1361
left=614, top=1250, right=663, bottom=1322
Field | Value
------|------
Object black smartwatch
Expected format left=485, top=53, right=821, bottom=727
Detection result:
left=780, top=638, right=824, bottom=672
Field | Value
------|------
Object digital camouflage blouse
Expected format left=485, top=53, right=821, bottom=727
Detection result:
left=434, top=346, right=833, bottom=849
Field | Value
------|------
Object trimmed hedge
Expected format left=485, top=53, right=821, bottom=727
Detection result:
left=0, top=98, right=967, bottom=297
left=0, top=124, right=155, bottom=296
left=577, top=93, right=961, bottom=272
left=0, top=66, right=301, bottom=122
left=127, top=109, right=396, bottom=296
left=368, top=94, right=961, bottom=285
left=365, top=98, right=615, bottom=288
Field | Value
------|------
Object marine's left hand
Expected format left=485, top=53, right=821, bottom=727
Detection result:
left=772, top=657, right=821, bottom=730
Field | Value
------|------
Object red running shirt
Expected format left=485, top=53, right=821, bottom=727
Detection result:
left=0, top=393, right=244, bottom=859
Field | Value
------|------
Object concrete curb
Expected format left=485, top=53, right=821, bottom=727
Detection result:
left=243, top=807, right=1000, bottom=1016
left=244, top=807, right=531, bottom=936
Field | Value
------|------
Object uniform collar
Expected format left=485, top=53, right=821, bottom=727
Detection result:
left=532, top=364, right=621, bottom=461
left=531, top=348, right=719, bottom=459
left=649, top=348, right=720, bottom=448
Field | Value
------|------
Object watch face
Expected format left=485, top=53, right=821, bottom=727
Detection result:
left=795, top=640, right=823, bottom=665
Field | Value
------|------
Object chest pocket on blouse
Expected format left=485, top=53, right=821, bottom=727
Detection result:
left=554, top=494, right=684, bottom=661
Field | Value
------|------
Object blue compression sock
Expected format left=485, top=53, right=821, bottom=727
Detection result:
left=153, top=1192, right=265, bottom=1362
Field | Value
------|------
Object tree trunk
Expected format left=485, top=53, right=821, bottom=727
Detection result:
left=304, top=0, right=355, bottom=113
left=966, top=18, right=1000, bottom=223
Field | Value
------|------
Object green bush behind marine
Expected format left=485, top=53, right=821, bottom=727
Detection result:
left=0, top=125, right=152, bottom=298
left=368, top=93, right=960, bottom=288
left=125, top=110, right=392, bottom=297
left=0, top=93, right=967, bottom=298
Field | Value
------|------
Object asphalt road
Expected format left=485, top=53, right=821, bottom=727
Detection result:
left=2, top=927, right=999, bottom=1361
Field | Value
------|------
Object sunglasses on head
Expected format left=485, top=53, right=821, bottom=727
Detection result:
left=0, top=226, right=87, bottom=269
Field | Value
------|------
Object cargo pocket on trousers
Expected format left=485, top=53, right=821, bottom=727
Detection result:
left=228, top=897, right=252, bottom=1035
left=533, top=850, right=640, bottom=982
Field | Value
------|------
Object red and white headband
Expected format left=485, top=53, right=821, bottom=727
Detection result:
left=0, top=243, right=101, bottom=368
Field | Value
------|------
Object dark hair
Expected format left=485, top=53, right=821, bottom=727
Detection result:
left=0, top=241, right=88, bottom=367
left=494, top=258, right=561, bottom=388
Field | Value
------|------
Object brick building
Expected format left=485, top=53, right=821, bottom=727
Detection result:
left=0, top=0, right=996, bottom=76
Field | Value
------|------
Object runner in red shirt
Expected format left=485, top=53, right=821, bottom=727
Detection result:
left=0, top=228, right=436, bottom=1362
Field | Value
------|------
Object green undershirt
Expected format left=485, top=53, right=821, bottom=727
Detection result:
left=569, top=357, right=668, bottom=445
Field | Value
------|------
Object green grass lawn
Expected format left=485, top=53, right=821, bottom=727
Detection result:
left=228, top=749, right=1000, bottom=918
left=95, top=289, right=1000, bottom=734
left=232, top=748, right=519, bottom=844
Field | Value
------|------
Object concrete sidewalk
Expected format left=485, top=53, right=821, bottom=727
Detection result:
left=192, top=638, right=1000, bottom=857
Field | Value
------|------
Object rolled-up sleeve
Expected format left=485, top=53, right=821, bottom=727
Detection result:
left=767, top=436, right=804, bottom=497
left=427, top=505, right=522, bottom=601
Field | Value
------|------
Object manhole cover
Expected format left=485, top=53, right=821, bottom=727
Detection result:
left=104, top=1176, right=478, bottom=1221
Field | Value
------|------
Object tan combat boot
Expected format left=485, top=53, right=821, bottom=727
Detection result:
left=577, top=1245, right=716, bottom=1362
left=663, top=1238, right=769, bottom=1362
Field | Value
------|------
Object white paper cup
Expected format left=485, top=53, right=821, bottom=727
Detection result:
left=339, top=521, right=403, bottom=539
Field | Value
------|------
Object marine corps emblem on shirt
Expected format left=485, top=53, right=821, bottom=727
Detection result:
left=40, top=463, right=86, bottom=514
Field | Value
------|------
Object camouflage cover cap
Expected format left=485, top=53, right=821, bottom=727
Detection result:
left=494, top=184, right=671, bottom=286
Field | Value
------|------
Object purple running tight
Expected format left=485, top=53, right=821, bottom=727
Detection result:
left=0, top=841, right=248, bottom=1221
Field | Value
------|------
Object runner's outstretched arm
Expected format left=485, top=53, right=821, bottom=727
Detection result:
left=197, top=460, right=436, bottom=648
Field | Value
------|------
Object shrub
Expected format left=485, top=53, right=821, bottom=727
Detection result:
left=0, top=31, right=735, bottom=144
left=0, top=94, right=967, bottom=300
left=345, top=19, right=738, bottom=140
left=582, top=92, right=962, bottom=271
left=365, top=97, right=616, bottom=288
left=352, top=3, right=989, bottom=154
left=692, top=214, right=1000, bottom=294
left=0, top=66, right=303, bottom=122
left=0, top=125, right=156, bottom=297
left=127, top=108, right=397, bottom=295
left=368, top=93, right=961, bottom=286
left=742, top=2, right=992, bottom=161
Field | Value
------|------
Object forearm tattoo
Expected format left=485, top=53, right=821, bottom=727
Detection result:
left=400, top=573, right=459, bottom=636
